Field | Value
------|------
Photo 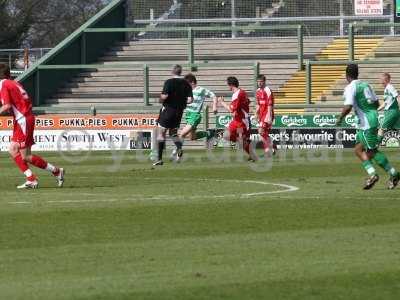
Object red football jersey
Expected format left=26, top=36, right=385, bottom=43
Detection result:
left=256, top=86, right=274, bottom=124
left=230, top=89, right=250, bottom=124
left=0, top=79, right=33, bottom=120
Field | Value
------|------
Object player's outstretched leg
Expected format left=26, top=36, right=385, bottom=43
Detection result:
left=27, top=154, right=65, bottom=188
left=372, top=151, right=400, bottom=190
left=194, top=130, right=216, bottom=141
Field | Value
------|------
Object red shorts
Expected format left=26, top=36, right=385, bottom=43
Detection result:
left=12, top=114, right=35, bottom=149
left=228, top=121, right=250, bottom=142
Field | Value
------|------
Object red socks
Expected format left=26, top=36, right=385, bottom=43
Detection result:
left=31, top=155, right=59, bottom=176
left=31, top=155, right=48, bottom=170
left=13, top=154, right=36, bottom=181
left=13, top=154, right=29, bottom=173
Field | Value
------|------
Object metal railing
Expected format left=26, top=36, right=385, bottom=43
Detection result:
left=133, top=15, right=393, bottom=37
left=84, top=24, right=305, bottom=70
left=0, top=48, right=51, bottom=69
left=305, top=59, right=400, bottom=104
left=36, top=62, right=259, bottom=106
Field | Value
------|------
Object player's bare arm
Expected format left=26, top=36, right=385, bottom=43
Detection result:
left=212, top=96, right=218, bottom=114
left=218, top=97, right=232, bottom=112
left=336, top=105, right=352, bottom=126
left=377, top=100, right=385, bottom=111
left=255, top=104, right=260, bottom=119
left=265, top=105, right=273, bottom=125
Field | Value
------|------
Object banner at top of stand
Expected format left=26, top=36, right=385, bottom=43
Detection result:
left=0, top=114, right=159, bottom=130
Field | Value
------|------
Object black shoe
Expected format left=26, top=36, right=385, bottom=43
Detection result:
left=152, top=160, right=164, bottom=166
left=388, top=173, right=400, bottom=190
left=176, top=149, right=183, bottom=163
left=363, top=175, right=379, bottom=190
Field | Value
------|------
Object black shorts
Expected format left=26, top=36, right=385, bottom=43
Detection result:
left=157, top=106, right=184, bottom=129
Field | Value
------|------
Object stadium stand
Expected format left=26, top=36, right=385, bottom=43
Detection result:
left=14, top=0, right=397, bottom=118
left=275, top=38, right=384, bottom=105
left=43, top=37, right=331, bottom=112
left=312, top=37, right=400, bottom=108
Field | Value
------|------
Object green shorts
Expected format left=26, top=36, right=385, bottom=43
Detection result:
left=356, top=128, right=379, bottom=150
left=185, top=111, right=202, bottom=129
left=381, top=109, right=400, bottom=130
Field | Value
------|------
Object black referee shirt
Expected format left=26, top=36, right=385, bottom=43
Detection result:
left=161, top=77, right=193, bottom=110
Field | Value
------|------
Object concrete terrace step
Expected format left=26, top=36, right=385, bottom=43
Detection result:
left=43, top=37, right=331, bottom=110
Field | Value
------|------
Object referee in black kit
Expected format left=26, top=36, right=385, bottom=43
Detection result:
left=153, top=65, right=193, bottom=166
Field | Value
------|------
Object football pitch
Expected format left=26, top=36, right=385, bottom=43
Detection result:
left=1, top=149, right=400, bottom=300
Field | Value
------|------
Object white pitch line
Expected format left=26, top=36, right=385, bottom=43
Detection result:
left=7, top=179, right=300, bottom=205
left=47, top=199, right=119, bottom=204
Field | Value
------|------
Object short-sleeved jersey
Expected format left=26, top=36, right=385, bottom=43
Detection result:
left=256, top=86, right=274, bottom=123
left=343, top=80, right=379, bottom=130
left=186, top=86, right=215, bottom=113
left=0, top=79, right=33, bottom=120
left=383, top=84, right=399, bottom=111
left=230, top=89, right=250, bottom=124
left=161, top=77, right=193, bottom=110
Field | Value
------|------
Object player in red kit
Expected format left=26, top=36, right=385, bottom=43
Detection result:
left=256, top=74, right=276, bottom=156
left=0, top=64, right=64, bottom=189
left=218, top=76, right=256, bottom=161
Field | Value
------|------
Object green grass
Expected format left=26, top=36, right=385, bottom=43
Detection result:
left=1, top=149, right=400, bottom=300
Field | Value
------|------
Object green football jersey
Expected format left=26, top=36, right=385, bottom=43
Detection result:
left=343, top=80, right=379, bottom=130
left=186, top=86, right=216, bottom=113
left=383, top=84, right=399, bottom=111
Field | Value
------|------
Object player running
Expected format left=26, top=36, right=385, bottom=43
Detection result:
left=377, top=73, right=400, bottom=145
left=0, top=64, right=64, bottom=189
left=256, top=74, right=276, bottom=156
left=177, top=73, right=217, bottom=141
left=218, top=76, right=256, bottom=161
left=336, top=64, right=399, bottom=190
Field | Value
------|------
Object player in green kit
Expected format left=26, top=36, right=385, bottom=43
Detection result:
left=377, top=73, right=400, bottom=145
left=337, top=64, right=400, bottom=190
left=170, top=74, right=218, bottom=161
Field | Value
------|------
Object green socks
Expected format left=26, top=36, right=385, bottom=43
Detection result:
left=362, top=152, right=398, bottom=178
left=195, top=130, right=215, bottom=140
left=362, top=160, right=377, bottom=176
left=195, top=131, right=208, bottom=140
left=373, top=151, right=398, bottom=176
